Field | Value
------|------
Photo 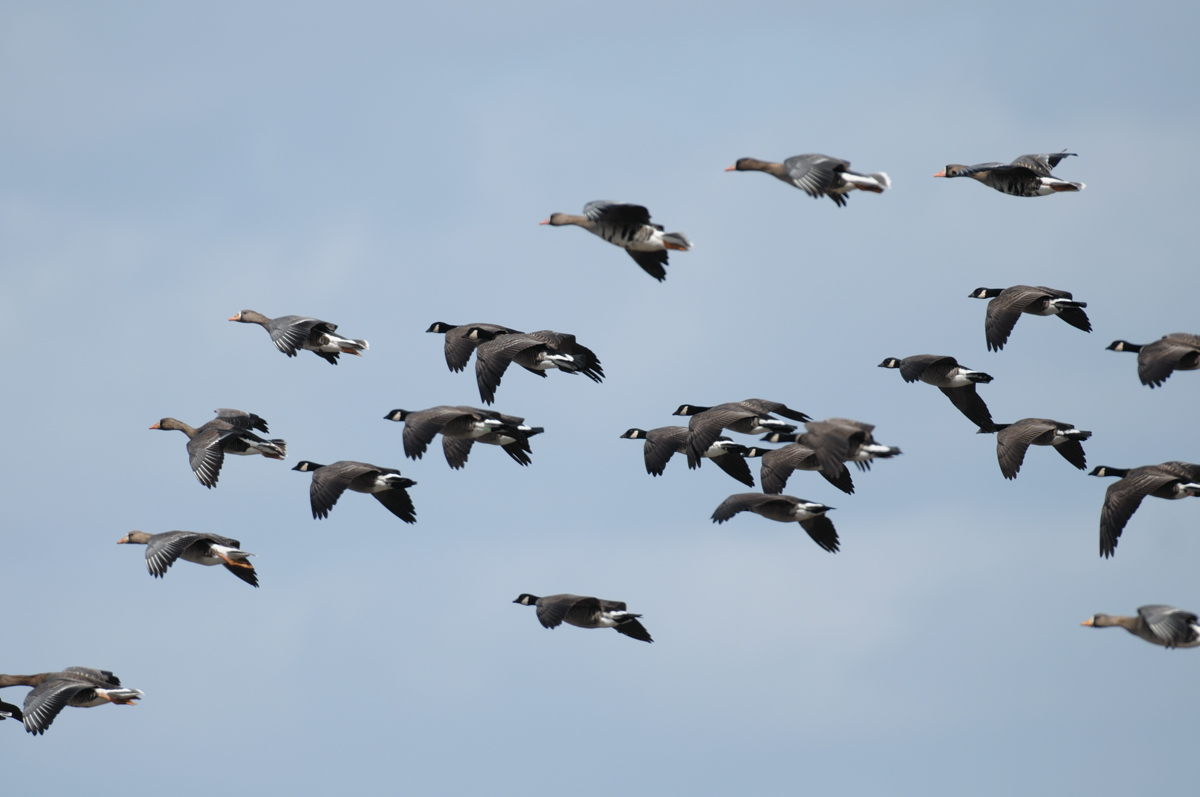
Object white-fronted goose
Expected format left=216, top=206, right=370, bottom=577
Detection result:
left=968, top=286, right=1091, bottom=351
left=758, top=419, right=901, bottom=494
left=540, top=201, right=692, bottom=282
left=711, top=493, right=838, bottom=552
left=513, top=593, right=652, bottom=643
left=425, top=322, right=522, bottom=372
left=118, top=530, right=258, bottom=587
left=0, top=668, right=143, bottom=736
left=467, top=328, right=602, bottom=405
left=878, top=355, right=995, bottom=431
left=1082, top=605, right=1200, bottom=649
left=981, top=418, right=1090, bottom=480
left=726, top=154, right=890, bottom=207
left=150, top=409, right=286, bottom=488
left=229, top=310, right=368, bottom=364
left=383, top=405, right=543, bottom=468
left=292, top=461, right=416, bottom=523
left=673, top=399, right=811, bottom=469
left=620, top=426, right=756, bottom=487
left=1090, top=462, right=1200, bottom=557
left=934, top=151, right=1084, bottom=196
left=1107, top=333, right=1200, bottom=388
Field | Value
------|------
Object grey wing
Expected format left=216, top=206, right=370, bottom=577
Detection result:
left=401, top=407, right=468, bottom=460
left=443, top=324, right=521, bottom=372
left=268, top=316, right=325, bottom=357
left=1053, top=439, right=1088, bottom=471
left=583, top=201, right=652, bottom=227
left=897, top=354, right=952, bottom=383
left=441, top=436, right=475, bottom=469
left=758, top=447, right=799, bottom=494
left=1155, top=461, right=1200, bottom=481
left=475, top=337, right=543, bottom=405
left=373, top=485, right=417, bottom=524
left=23, top=679, right=94, bottom=735
left=614, top=619, right=654, bottom=643
left=1139, top=605, right=1199, bottom=648
left=309, top=464, right=362, bottom=519
left=626, top=249, right=669, bottom=281
left=939, top=386, right=994, bottom=431
left=1057, top=306, right=1092, bottom=333
left=800, top=515, right=840, bottom=553
left=144, top=531, right=205, bottom=577
left=712, top=449, right=755, bottom=487
left=984, top=289, right=1038, bottom=351
left=1138, top=337, right=1200, bottom=387
left=711, top=492, right=777, bottom=523
left=1099, top=470, right=1176, bottom=557
left=686, top=409, right=754, bottom=468
left=739, top=399, right=810, bottom=423
left=535, top=595, right=589, bottom=629
left=213, top=409, right=269, bottom=433
left=800, top=422, right=855, bottom=485
left=995, top=420, right=1055, bottom=479
left=642, top=427, right=687, bottom=476
left=783, top=154, right=848, bottom=202
left=1016, top=151, right=1076, bottom=174
left=186, top=430, right=226, bottom=488
left=500, top=441, right=533, bottom=466
left=223, top=562, right=259, bottom=587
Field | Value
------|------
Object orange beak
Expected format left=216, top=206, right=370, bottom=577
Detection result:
left=1080, top=618, right=1095, bottom=626
left=228, top=313, right=241, bottom=321
left=149, top=423, right=160, bottom=430
left=538, top=219, right=550, bottom=225
left=117, top=536, right=129, bottom=544
left=933, top=169, right=946, bottom=177
left=724, top=165, right=736, bottom=171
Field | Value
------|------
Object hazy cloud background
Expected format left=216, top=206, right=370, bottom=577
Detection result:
left=3, top=2, right=1199, bottom=794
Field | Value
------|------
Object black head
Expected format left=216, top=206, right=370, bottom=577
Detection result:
left=878, top=358, right=901, bottom=369
left=968, top=288, right=1003, bottom=299
left=1106, top=340, right=1140, bottom=352
left=426, top=322, right=456, bottom=334
left=620, top=428, right=647, bottom=439
left=466, top=327, right=499, bottom=342
left=292, top=461, right=325, bottom=472
left=383, top=409, right=409, bottom=422
left=1088, top=466, right=1127, bottom=478
left=513, top=593, right=540, bottom=605
left=672, top=404, right=710, bottom=416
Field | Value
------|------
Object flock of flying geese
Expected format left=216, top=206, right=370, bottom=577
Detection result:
left=5, top=149, right=1200, bottom=736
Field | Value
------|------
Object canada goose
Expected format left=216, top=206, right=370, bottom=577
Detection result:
left=710, top=493, right=839, bottom=553
left=540, top=201, right=691, bottom=282
left=117, top=530, right=258, bottom=587
left=673, top=399, right=811, bottom=469
left=979, top=418, right=1091, bottom=480
left=725, top=154, right=890, bottom=206
left=968, top=286, right=1091, bottom=351
left=150, top=409, right=286, bottom=488
left=759, top=419, right=901, bottom=494
left=878, top=355, right=995, bottom=431
left=934, top=151, right=1084, bottom=196
left=1107, top=333, right=1200, bottom=388
left=229, top=310, right=367, bottom=364
left=292, top=461, right=416, bottom=523
left=467, top=327, right=603, bottom=405
left=425, top=322, right=522, bottom=372
left=513, top=593, right=653, bottom=643
left=0, top=668, right=143, bottom=736
left=384, top=406, right=543, bottom=468
left=1090, top=462, right=1200, bottom=557
left=1082, top=605, right=1200, bottom=649
left=620, top=426, right=756, bottom=486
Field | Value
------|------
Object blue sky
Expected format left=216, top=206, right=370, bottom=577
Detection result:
left=3, top=2, right=1199, bottom=794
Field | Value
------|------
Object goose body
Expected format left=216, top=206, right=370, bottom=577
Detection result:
left=541, top=201, right=691, bottom=282
left=1082, top=605, right=1200, bottom=649
left=513, top=593, right=653, bottom=643
left=292, top=461, right=416, bottom=523
left=758, top=418, right=900, bottom=494
left=726, top=154, right=890, bottom=207
left=620, top=426, right=756, bottom=486
left=935, top=151, right=1084, bottom=196
left=150, top=409, right=286, bottom=487
left=673, top=399, right=811, bottom=469
left=426, top=321, right=522, bottom=372
left=229, top=310, right=368, bottom=364
left=467, top=327, right=603, bottom=404
left=384, top=405, right=543, bottom=468
left=968, top=286, right=1091, bottom=351
left=118, top=530, right=258, bottom=587
left=710, top=492, right=839, bottom=552
left=1090, top=462, right=1200, bottom=557
left=0, top=668, right=144, bottom=736
left=984, top=418, right=1090, bottom=480
left=878, top=355, right=995, bottom=431
left=1107, top=333, right=1200, bottom=387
